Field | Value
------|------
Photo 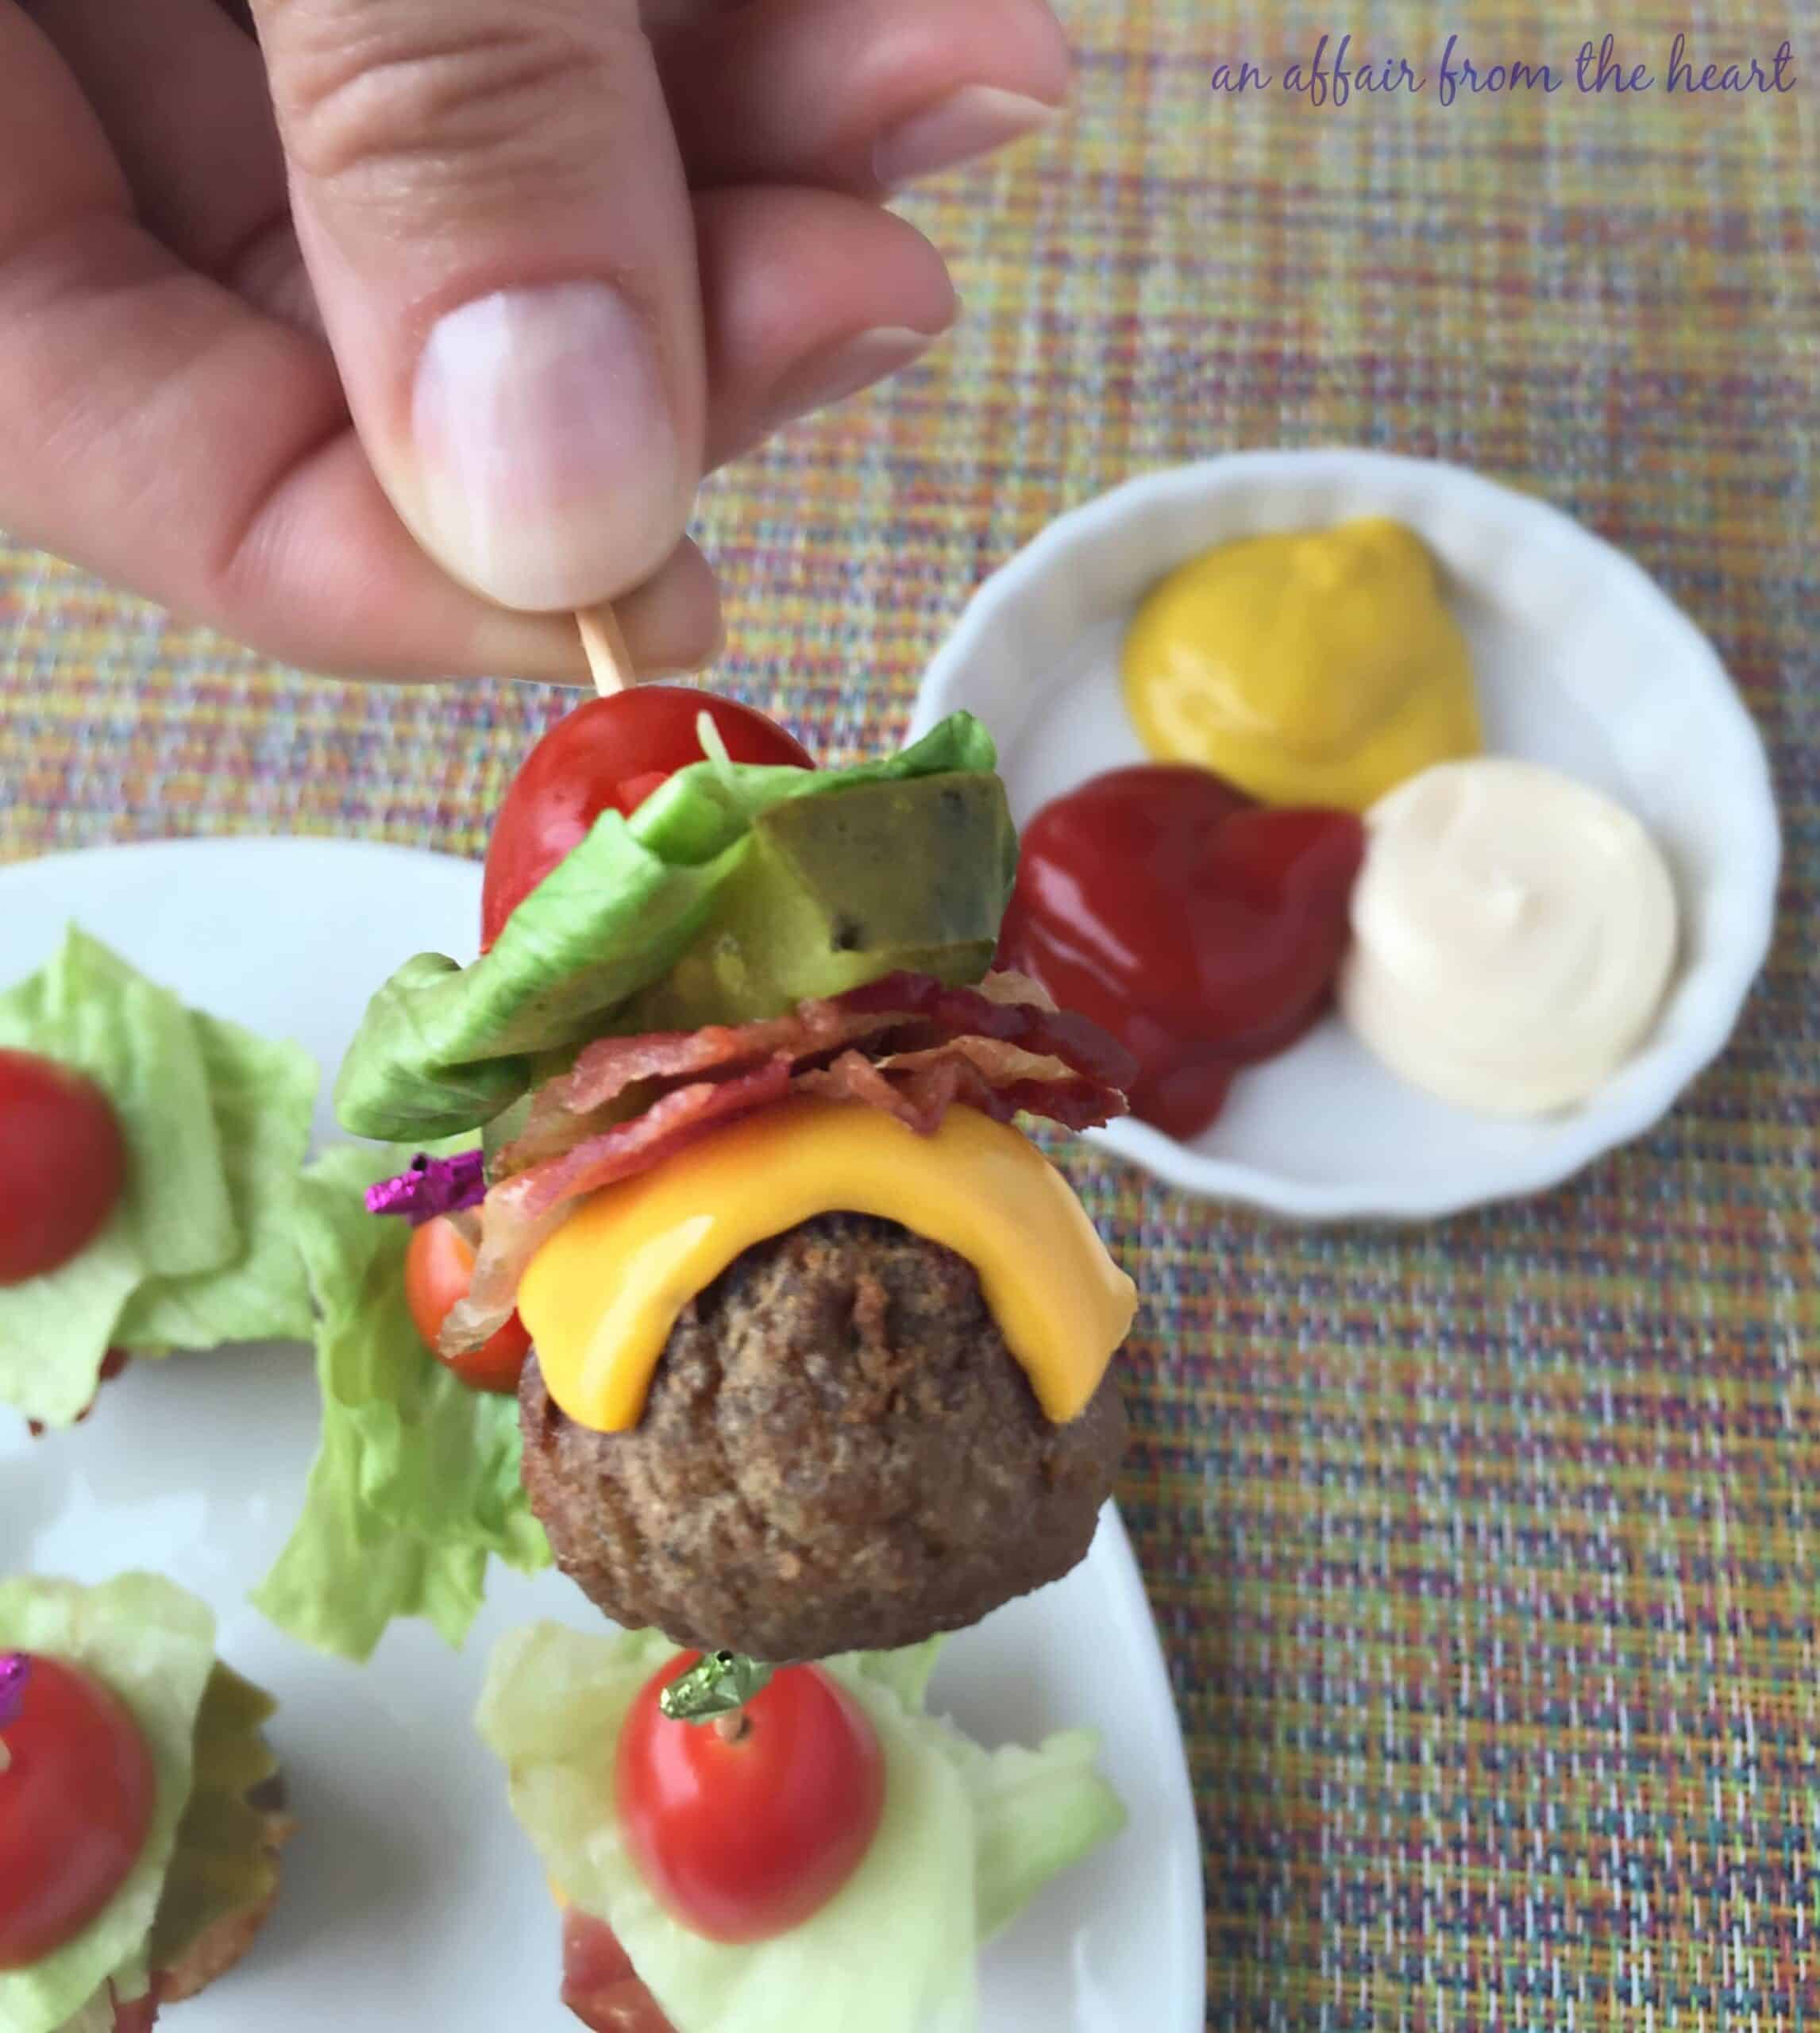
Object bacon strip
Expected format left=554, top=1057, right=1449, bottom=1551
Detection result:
left=561, top=1909, right=675, bottom=2033
left=799, top=1040, right=1126, bottom=1136
left=835, top=970, right=1139, bottom=1090
left=503, top=971, right=1134, bottom=1182
left=503, top=1000, right=903, bottom=1170
left=445, top=1058, right=796, bottom=1352
left=442, top=973, right=1132, bottom=1357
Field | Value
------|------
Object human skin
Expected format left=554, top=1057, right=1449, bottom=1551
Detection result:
left=0, top=0, right=1072, bottom=680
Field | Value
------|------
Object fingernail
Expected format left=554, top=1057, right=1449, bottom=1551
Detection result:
left=765, top=326, right=942, bottom=430
left=873, top=86, right=1058, bottom=191
left=413, top=283, right=686, bottom=611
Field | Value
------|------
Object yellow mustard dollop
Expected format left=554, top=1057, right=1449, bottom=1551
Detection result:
left=1121, top=516, right=1483, bottom=812
left=516, top=1098, right=1136, bottom=1434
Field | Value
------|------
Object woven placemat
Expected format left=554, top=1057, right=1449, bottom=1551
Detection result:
left=4, top=2, right=1817, bottom=2023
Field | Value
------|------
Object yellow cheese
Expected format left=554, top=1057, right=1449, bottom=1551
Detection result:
left=517, top=1098, right=1136, bottom=1433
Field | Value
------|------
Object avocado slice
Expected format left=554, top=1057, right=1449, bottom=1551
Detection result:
left=616, top=771, right=1018, bottom=1032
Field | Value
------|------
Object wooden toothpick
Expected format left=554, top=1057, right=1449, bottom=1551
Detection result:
left=576, top=604, right=634, bottom=696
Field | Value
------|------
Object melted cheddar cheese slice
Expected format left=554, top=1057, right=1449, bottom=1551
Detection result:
left=517, top=1098, right=1135, bottom=1433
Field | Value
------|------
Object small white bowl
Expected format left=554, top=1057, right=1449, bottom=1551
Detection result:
left=912, top=449, right=1780, bottom=1220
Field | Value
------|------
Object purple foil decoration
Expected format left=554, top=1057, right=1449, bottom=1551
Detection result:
left=364, top=1149, right=487, bottom=1225
left=0, top=1653, right=29, bottom=1732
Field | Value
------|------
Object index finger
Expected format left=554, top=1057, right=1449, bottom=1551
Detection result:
left=0, top=2, right=712, bottom=679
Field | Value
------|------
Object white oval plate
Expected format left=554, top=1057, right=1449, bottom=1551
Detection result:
left=912, top=449, right=1780, bottom=1220
left=0, top=839, right=1205, bottom=2033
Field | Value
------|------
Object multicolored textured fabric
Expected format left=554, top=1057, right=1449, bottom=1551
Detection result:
left=2, top=2, right=1816, bottom=2023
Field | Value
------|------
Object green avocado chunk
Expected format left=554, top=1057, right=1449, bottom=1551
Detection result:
left=615, top=771, right=1017, bottom=1031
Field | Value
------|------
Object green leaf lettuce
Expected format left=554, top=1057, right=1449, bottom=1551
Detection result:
left=0, top=931, right=317, bottom=1429
left=334, top=713, right=1001, bottom=1144
left=253, top=1141, right=549, bottom=1662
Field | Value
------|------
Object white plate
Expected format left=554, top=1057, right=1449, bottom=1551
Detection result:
left=912, top=449, right=1781, bottom=1220
left=0, top=839, right=1205, bottom=2033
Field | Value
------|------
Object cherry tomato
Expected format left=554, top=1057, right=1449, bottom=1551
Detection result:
left=615, top=1653, right=885, bottom=1945
left=561, top=1908, right=675, bottom=2033
left=0, top=1655, right=156, bottom=1969
left=480, top=691, right=814, bottom=951
left=403, top=1216, right=530, bottom=1395
left=0, top=1051, right=127, bottom=1286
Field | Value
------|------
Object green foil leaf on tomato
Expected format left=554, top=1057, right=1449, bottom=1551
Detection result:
left=657, top=1649, right=775, bottom=1725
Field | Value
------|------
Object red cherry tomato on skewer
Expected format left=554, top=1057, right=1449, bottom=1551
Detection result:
left=0, top=1656, right=156, bottom=1969
left=615, top=1653, right=885, bottom=1946
left=481, top=691, right=814, bottom=951
left=403, top=1215, right=530, bottom=1395
left=0, top=1050, right=126, bottom=1286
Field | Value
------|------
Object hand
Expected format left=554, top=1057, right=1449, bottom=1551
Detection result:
left=0, top=0, right=1070, bottom=680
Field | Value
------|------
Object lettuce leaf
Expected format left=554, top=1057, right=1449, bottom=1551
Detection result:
left=837, top=1646, right=1124, bottom=1949
left=253, top=1141, right=549, bottom=1661
left=0, top=1574, right=218, bottom=2033
left=476, top=1624, right=1125, bottom=2033
left=334, top=713, right=1000, bottom=1143
left=0, top=931, right=318, bottom=1429
left=114, top=1015, right=315, bottom=1353
left=909, top=1720, right=1125, bottom=1942
left=54, top=1991, right=120, bottom=2033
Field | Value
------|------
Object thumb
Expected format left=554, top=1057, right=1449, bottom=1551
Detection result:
left=251, top=0, right=704, bottom=612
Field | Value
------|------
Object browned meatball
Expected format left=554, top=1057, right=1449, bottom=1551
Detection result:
left=519, top=1213, right=1127, bottom=1662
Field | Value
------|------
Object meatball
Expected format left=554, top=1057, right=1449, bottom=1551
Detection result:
left=519, top=1213, right=1127, bottom=1663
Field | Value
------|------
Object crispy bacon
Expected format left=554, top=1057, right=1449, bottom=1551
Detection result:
left=798, top=1040, right=1126, bottom=1135
left=561, top=1909, right=675, bottom=2033
left=834, top=970, right=1138, bottom=1090
left=503, top=1001, right=903, bottom=1171
left=502, top=971, right=1134, bottom=1184
left=442, top=973, right=1132, bottom=1357
left=445, top=1058, right=796, bottom=1352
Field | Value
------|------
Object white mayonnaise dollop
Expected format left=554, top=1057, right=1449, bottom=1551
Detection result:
left=1340, top=758, right=1679, bottom=1115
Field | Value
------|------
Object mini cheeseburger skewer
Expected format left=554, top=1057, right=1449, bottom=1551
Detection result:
left=334, top=687, right=1139, bottom=2027
left=341, top=687, right=1139, bottom=1671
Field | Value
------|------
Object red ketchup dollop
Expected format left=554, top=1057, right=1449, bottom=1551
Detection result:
left=997, top=765, right=1366, bottom=1139
left=0, top=1654, right=156, bottom=1970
